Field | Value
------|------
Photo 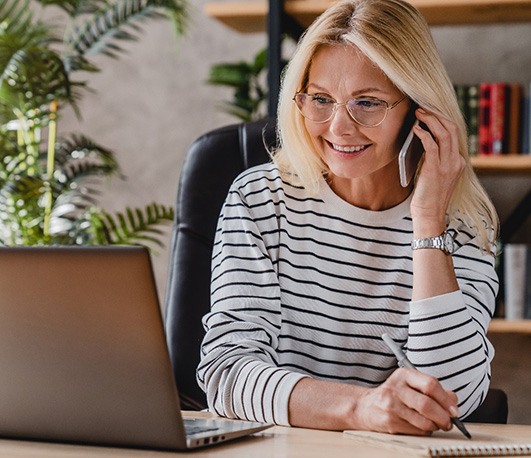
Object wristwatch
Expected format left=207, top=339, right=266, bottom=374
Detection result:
left=411, top=230, right=455, bottom=255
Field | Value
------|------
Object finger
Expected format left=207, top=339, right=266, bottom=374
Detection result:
left=395, top=395, right=441, bottom=433
left=444, top=390, right=460, bottom=418
left=372, top=380, right=438, bottom=435
left=386, top=414, right=434, bottom=436
left=399, top=370, right=455, bottom=431
left=413, top=112, right=464, bottom=182
left=415, top=109, right=460, bottom=163
left=412, top=121, right=437, bottom=157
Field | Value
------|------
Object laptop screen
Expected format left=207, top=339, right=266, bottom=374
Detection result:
left=0, top=246, right=187, bottom=450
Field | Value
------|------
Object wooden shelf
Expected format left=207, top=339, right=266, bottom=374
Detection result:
left=471, top=155, right=531, bottom=174
left=488, top=319, right=531, bottom=334
left=204, top=0, right=531, bottom=33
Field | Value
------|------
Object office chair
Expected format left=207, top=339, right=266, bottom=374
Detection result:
left=163, top=117, right=508, bottom=424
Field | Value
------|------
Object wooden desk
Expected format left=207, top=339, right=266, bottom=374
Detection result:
left=0, top=413, right=530, bottom=457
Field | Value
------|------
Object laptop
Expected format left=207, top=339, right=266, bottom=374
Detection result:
left=0, top=246, right=272, bottom=451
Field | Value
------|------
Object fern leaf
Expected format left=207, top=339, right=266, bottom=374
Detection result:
left=65, top=0, right=186, bottom=60
left=0, top=0, right=32, bottom=36
left=33, top=0, right=109, bottom=17
left=88, top=203, right=174, bottom=247
left=54, top=134, right=121, bottom=174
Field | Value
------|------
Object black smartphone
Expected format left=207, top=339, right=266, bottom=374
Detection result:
left=398, top=120, right=424, bottom=187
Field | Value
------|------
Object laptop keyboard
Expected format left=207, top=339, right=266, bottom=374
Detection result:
left=183, top=418, right=220, bottom=436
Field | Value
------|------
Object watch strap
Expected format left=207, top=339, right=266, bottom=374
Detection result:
left=411, top=230, right=454, bottom=255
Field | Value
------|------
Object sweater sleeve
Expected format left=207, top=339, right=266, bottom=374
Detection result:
left=196, top=180, right=306, bottom=426
left=406, top=229, right=498, bottom=419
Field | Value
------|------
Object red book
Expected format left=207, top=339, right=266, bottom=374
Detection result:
left=478, top=83, right=492, bottom=155
left=507, top=83, right=523, bottom=155
left=490, top=82, right=508, bottom=154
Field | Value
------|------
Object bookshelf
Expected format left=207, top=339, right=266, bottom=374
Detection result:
left=205, top=0, right=531, bottom=333
left=204, top=0, right=531, bottom=32
left=471, top=155, right=531, bottom=174
left=489, top=319, right=531, bottom=334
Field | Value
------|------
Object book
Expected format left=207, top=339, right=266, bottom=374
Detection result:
left=453, top=81, right=530, bottom=156
left=504, top=244, right=530, bottom=320
left=507, top=83, right=523, bottom=154
left=526, top=247, right=531, bottom=319
left=466, top=85, right=479, bottom=157
left=455, top=84, right=468, bottom=123
left=478, top=83, right=492, bottom=155
left=523, top=82, right=531, bottom=154
left=489, top=82, right=508, bottom=154
left=344, top=426, right=531, bottom=457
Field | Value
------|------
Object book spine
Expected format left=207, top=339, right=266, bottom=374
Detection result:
left=504, top=244, right=527, bottom=320
left=523, top=81, right=531, bottom=155
left=507, top=83, right=523, bottom=155
left=525, top=247, right=531, bottom=319
left=479, top=83, right=492, bottom=155
left=455, top=84, right=468, bottom=122
left=489, top=82, right=507, bottom=155
left=467, top=85, right=479, bottom=157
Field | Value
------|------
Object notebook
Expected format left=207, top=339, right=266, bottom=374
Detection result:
left=0, top=246, right=272, bottom=451
left=344, top=425, right=531, bottom=457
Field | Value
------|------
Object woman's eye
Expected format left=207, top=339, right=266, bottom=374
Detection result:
left=355, top=99, right=383, bottom=110
left=311, top=95, right=334, bottom=105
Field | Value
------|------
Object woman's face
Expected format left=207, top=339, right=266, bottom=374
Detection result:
left=303, top=44, right=410, bottom=196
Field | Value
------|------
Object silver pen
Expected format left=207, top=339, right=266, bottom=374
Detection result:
left=381, top=333, right=472, bottom=440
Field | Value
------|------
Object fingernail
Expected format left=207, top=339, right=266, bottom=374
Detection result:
left=449, top=406, right=458, bottom=417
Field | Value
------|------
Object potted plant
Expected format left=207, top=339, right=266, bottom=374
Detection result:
left=207, top=38, right=292, bottom=122
left=207, top=47, right=268, bottom=122
left=0, top=0, right=188, bottom=247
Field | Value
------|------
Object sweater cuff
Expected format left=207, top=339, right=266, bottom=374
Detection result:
left=409, top=290, right=464, bottom=319
left=275, top=372, right=309, bottom=426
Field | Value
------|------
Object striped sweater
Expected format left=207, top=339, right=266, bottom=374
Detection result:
left=197, top=163, right=498, bottom=426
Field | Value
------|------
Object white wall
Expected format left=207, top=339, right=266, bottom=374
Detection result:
left=60, top=0, right=266, bottom=300
left=59, top=1, right=531, bottom=422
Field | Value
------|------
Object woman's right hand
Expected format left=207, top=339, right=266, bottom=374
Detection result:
left=288, top=369, right=458, bottom=434
left=354, top=368, right=458, bottom=435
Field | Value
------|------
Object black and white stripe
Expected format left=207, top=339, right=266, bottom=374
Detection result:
left=197, top=164, right=498, bottom=425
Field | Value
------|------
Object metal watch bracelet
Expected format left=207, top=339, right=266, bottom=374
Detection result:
left=411, top=230, right=455, bottom=255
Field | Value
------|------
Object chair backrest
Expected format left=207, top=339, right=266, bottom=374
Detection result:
left=164, top=118, right=276, bottom=409
left=163, top=118, right=508, bottom=423
left=464, top=388, right=508, bottom=424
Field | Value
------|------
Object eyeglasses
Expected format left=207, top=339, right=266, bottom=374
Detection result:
left=293, top=93, right=407, bottom=127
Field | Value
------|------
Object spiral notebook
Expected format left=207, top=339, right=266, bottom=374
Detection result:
left=344, top=425, right=531, bottom=457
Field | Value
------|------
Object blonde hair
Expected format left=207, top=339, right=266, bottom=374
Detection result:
left=273, top=0, right=498, bottom=251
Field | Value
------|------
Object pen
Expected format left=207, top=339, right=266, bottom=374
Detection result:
left=381, top=333, right=472, bottom=440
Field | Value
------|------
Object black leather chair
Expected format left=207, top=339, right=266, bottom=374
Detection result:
left=463, top=388, right=508, bottom=424
left=164, top=118, right=276, bottom=410
left=163, top=117, right=508, bottom=423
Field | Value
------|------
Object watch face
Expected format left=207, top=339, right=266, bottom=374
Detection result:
left=444, top=232, right=455, bottom=254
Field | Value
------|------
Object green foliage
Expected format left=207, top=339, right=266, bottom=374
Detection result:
left=208, top=47, right=268, bottom=122
left=0, top=0, right=188, bottom=247
left=86, top=203, right=175, bottom=247
left=207, top=41, right=293, bottom=122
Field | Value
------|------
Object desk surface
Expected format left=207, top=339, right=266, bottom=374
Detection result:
left=0, top=413, right=530, bottom=457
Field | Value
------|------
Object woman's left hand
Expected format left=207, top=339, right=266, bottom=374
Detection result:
left=410, top=108, right=466, bottom=230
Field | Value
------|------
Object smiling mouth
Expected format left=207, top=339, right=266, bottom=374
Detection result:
left=329, top=142, right=370, bottom=153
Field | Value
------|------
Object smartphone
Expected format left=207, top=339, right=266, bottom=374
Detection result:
left=398, top=120, right=424, bottom=188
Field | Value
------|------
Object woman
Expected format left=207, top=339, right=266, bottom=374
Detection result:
left=197, top=0, right=499, bottom=435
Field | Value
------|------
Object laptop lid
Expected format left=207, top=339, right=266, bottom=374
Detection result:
left=0, top=246, right=205, bottom=450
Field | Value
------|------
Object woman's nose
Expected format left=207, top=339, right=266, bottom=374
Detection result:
left=329, top=103, right=359, bottom=135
